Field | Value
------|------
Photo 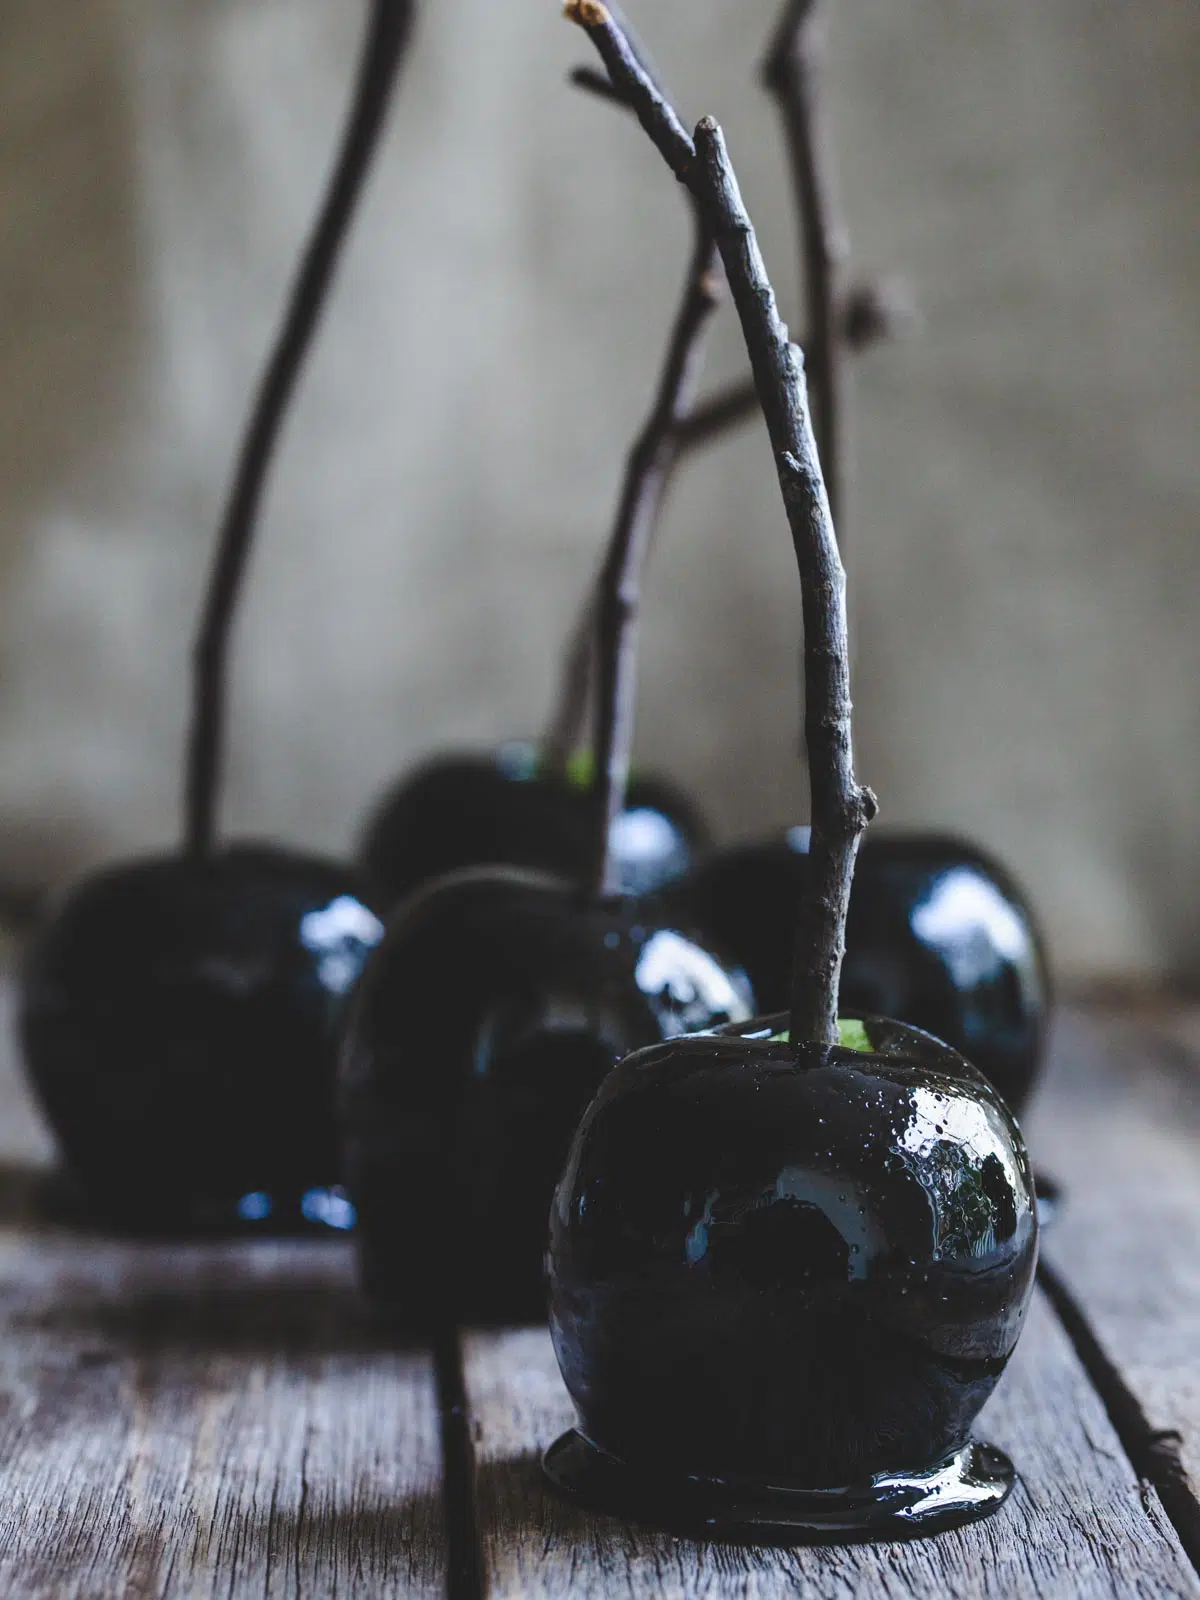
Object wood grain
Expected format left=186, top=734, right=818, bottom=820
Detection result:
left=0, top=1233, right=444, bottom=1599
left=463, top=1293, right=1200, bottom=1599
left=0, top=977, right=446, bottom=1598
left=1029, top=1007, right=1200, bottom=1540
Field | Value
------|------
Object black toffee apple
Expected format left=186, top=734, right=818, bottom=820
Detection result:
left=22, top=848, right=381, bottom=1232
left=547, top=1015, right=1037, bottom=1539
left=340, top=84, right=751, bottom=1325
left=547, top=4, right=1037, bottom=1541
left=339, top=866, right=751, bottom=1323
left=682, top=828, right=1048, bottom=1113
left=357, top=742, right=706, bottom=913
left=18, top=0, right=414, bottom=1233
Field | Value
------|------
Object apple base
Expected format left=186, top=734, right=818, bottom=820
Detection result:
left=542, top=1429, right=1016, bottom=1544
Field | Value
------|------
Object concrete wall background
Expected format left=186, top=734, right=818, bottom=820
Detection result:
left=0, top=0, right=1196, bottom=982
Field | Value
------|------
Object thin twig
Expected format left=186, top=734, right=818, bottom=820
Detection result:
left=183, top=0, right=416, bottom=859
left=544, top=46, right=720, bottom=783
left=549, top=15, right=896, bottom=773
left=587, top=217, right=723, bottom=897
left=677, top=278, right=906, bottom=451
left=567, top=0, right=876, bottom=1042
left=763, top=0, right=846, bottom=529
left=541, top=592, right=596, bottom=779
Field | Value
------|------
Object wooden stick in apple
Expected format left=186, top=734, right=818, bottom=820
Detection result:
left=567, top=0, right=877, bottom=1043
left=184, top=0, right=417, bottom=859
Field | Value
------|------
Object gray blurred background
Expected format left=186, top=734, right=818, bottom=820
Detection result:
left=0, top=0, right=1196, bottom=984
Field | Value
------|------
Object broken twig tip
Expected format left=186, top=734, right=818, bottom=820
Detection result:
left=564, top=0, right=610, bottom=27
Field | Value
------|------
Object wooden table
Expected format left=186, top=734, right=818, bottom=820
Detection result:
left=0, top=982, right=1197, bottom=1598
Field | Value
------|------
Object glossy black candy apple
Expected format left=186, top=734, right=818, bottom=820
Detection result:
left=682, top=830, right=1048, bottom=1112
left=545, top=1013, right=1039, bottom=1541
left=339, top=865, right=752, bottom=1325
left=357, top=742, right=707, bottom=912
left=21, top=844, right=382, bottom=1233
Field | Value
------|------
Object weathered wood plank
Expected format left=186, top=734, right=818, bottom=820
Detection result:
left=1029, top=1005, right=1200, bottom=1547
left=463, top=1293, right=1200, bottom=1599
left=0, top=1233, right=444, bottom=1598
left=0, top=978, right=446, bottom=1598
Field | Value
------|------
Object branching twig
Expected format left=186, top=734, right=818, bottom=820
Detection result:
left=567, top=0, right=876, bottom=1043
left=183, top=0, right=416, bottom=859
left=763, top=0, right=846, bottom=528
left=548, top=21, right=897, bottom=768
left=544, top=49, right=721, bottom=782
left=676, top=282, right=905, bottom=451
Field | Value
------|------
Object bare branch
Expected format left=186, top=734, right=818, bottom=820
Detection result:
left=586, top=220, right=723, bottom=897
left=553, top=4, right=904, bottom=777
left=762, top=0, right=847, bottom=530
left=541, top=593, right=596, bottom=779
left=673, top=275, right=909, bottom=454
left=183, top=0, right=416, bottom=859
left=546, top=26, right=720, bottom=786
left=568, top=0, right=876, bottom=1043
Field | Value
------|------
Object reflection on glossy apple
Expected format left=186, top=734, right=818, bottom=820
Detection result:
left=681, top=830, right=1048, bottom=1112
left=357, top=743, right=708, bottom=912
left=339, top=865, right=752, bottom=1325
left=21, top=844, right=383, bottom=1233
